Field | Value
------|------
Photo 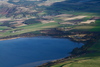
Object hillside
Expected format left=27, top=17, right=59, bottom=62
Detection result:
left=0, top=0, right=65, bottom=18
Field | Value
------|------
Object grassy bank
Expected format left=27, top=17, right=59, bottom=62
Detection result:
left=50, top=39, right=100, bottom=67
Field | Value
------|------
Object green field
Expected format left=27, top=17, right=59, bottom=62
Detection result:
left=0, top=26, right=11, bottom=30
left=0, top=22, right=60, bottom=37
left=67, top=19, right=100, bottom=32
left=90, top=19, right=100, bottom=31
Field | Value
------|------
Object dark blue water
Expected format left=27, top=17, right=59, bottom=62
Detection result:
left=79, top=0, right=91, bottom=2
left=0, top=36, right=83, bottom=67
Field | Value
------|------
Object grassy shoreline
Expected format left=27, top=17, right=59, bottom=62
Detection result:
left=37, top=33, right=100, bottom=67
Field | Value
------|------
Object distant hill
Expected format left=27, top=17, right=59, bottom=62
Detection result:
left=45, top=0, right=100, bottom=15
left=0, top=0, right=46, bottom=18
left=0, top=0, right=65, bottom=18
left=0, top=0, right=100, bottom=18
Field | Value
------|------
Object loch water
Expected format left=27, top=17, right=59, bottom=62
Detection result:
left=0, top=36, right=84, bottom=67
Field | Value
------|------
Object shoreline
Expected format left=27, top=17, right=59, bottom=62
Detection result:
left=0, top=35, right=85, bottom=67
left=0, top=37, right=20, bottom=41
left=36, top=40, right=93, bottom=67
left=0, top=34, right=85, bottom=67
left=36, top=34, right=99, bottom=67
left=0, top=30, right=97, bottom=67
